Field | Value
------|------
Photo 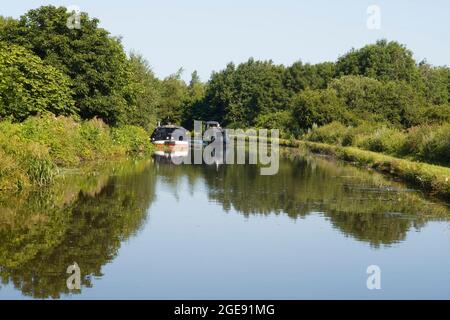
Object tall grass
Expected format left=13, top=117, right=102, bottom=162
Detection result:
left=304, top=121, right=450, bottom=167
left=0, top=114, right=153, bottom=191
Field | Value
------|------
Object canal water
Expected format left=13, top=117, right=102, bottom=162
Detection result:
left=1, top=147, right=450, bottom=299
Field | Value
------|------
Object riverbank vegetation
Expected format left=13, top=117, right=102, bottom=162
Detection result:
left=1, top=5, right=449, bottom=194
left=304, top=122, right=450, bottom=167
left=0, top=115, right=151, bottom=191
left=296, top=141, right=450, bottom=201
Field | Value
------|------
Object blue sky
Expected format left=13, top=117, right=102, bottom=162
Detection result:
left=2, top=0, right=449, bottom=81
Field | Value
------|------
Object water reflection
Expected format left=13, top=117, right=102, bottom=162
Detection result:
left=153, top=148, right=448, bottom=249
left=0, top=160, right=156, bottom=298
left=0, top=148, right=449, bottom=298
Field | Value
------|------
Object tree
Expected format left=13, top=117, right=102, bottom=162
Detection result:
left=284, top=61, right=336, bottom=92
left=329, top=75, right=424, bottom=127
left=0, top=6, right=132, bottom=125
left=290, top=88, right=351, bottom=130
left=204, top=59, right=288, bottom=128
left=158, top=68, right=188, bottom=124
left=417, top=62, right=450, bottom=105
left=181, top=71, right=206, bottom=129
left=0, top=42, right=75, bottom=121
left=122, top=52, right=161, bottom=130
left=0, top=16, right=17, bottom=30
left=336, top=40, right=419, bottom=83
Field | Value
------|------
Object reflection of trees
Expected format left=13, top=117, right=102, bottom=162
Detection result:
left=2, top=150, right=449, bottom=298
left=0, top=160, right=156, bottom=299
left=154, top=149, right=449, bottom=247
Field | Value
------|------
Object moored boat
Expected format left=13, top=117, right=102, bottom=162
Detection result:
left=150, top=125, right=189, bottom=152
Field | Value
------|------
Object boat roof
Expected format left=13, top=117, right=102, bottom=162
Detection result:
left=155, top=125, right=187, bottom=130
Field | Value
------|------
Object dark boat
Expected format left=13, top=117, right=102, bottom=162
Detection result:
left=150, top=125, right=189, bottom=153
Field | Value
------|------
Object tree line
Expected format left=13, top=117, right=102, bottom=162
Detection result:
left=1, top=6, right=449, bottom=137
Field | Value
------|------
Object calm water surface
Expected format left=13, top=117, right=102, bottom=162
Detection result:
left=1, top=148, right=450, bottom=299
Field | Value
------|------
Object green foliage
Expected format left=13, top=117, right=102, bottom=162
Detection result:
left=290, top=89, right=353, bottom=129
left=357, top=127, right=407, bottom=154
left=0, top=115, right=153, bottom=191
left=329, top=76, right=424, bottom=127
left=336, top=39, right=418, bottom=82
left=417, top=62, right=450, bottom=105
left=122, top=52, right=161, bottom=130
left=402, top=124, right=450, bottom=166
left=112, top=125, right=153, bottom=155
left=420, top=104, right=450, bottom=124
left=202, top=59, right=288, bottom=128
left=158, top=68, right=189, bottom=124
left=0, top=42, right=75, bottom=121
left=306, top=121, right=349, bottom=145
left=284, top=61, right=336, bottom=91
left=254, top=110, right=299, bottom=138
left=304, top=122, right=450, bottom=167
left=0, top=6, right=132, bottom=125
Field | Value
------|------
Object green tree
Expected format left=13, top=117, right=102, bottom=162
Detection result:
left=204, top=59, right=288, bottom=128
left=0, top=42, right=75, bottom=121
left=121, top=52, right=161, bottom=130
left=290, top=88, right=351, bottom=130
left=0, top=15, right=17, bottom=30
left=336, top=40, right=419, bottom=83
left=284, top=61, right=336, bottom=92
left=158, top=68, right=188, bottom=124
left=329, top=76, right=424, bottom=127
left=0, top=6, right=132, bottom=125
left=417, top=61, right=450, bottom=105
left=181, top=71, right=206, bottom=128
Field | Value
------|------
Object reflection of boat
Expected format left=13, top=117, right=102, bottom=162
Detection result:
left=150, top=125, right=189, bottom=152
left=204, top=121, right=229, bottom=144
left=152, top=149, right=189, bottom=164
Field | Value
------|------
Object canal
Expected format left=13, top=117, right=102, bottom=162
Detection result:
left=1, top=147, right=450, bottom=299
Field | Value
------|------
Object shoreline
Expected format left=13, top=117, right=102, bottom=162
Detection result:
left=277, top=138, right=450, bottom=202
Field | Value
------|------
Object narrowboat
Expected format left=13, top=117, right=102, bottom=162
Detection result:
left=150, top=125, right=189, bottom=152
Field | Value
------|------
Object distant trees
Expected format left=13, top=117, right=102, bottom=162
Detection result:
left=1, top=5, right=449, bottom=136
left=202, top=59, right=288, bottom=128
left=191, top=40, right=449, bottom=136
left=158, top=68, right=188, bottom=125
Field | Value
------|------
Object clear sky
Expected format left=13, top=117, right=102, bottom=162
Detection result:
left=2, top=0, right=449, bottom=81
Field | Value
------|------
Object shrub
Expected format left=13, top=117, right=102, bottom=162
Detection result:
left=305, top=121, right=349, bottom=145
left=403, top=124, right=450, bottom=166
left=112, top=125, right=152, bottom=155
left=0, top=114, right=153, bottom=191
left=357, top=127, right=407, bottom=154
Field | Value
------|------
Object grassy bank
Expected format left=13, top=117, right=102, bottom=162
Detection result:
left=0, top=114, right=153, bottom=191
left=281, top=139, right=450, bottom=201
left=304, top=122, right=450, bottom=167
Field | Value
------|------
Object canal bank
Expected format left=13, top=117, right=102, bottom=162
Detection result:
left=277, top=138, right=450, bottom=202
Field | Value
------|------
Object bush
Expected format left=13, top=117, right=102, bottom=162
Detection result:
left=0, top=114, right=153, bottom=191
left=357, top=127, right=407, bottom=154
left=403, top=124, right=450, bottom=166
left=304, top=121, right=450, bottom=168
left=112, top=125, right=152, bottom=155
left=305, top=121, right=349, bottom=145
